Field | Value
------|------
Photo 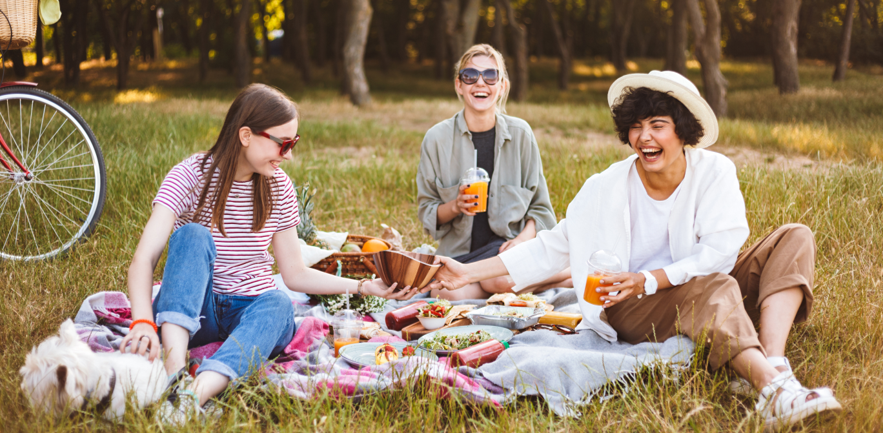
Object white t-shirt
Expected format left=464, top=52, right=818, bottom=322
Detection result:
left=627, top=163, right=681, bottom=274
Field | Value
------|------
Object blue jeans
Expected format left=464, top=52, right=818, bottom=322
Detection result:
left=153, top=223, right=296, bottom=381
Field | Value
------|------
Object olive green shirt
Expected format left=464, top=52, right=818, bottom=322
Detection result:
left=416, top=110, right=557, bottom=257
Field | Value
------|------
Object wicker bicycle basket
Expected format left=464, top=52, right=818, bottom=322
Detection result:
left=310, top=234, right=391, bottom=277
left=0, top=0, right=38, bottom=51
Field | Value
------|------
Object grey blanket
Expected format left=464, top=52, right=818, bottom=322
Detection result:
left=371, top=288, right=696, bottom=417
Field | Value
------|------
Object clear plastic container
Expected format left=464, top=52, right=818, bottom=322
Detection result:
left=583, top=250, right=622, bottom=306
left=460, top=167, right=490, bottom=213
left=331, top=309, right=362, bottom=357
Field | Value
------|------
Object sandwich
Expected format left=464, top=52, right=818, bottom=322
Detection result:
left=487, top=293, right=516, bottom=306
left=506, top=293, right=547, bottom=309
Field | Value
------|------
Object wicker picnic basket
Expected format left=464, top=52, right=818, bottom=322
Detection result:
left=0, top=0, right=38, bottom=50
left=310, top=234, right=391, bottom=277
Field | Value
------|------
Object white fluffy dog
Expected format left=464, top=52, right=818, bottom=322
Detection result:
left=20, top=319, right=167, bottom=420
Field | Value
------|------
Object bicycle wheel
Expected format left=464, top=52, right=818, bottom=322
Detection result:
left=0, top=86, right=106, bottom=260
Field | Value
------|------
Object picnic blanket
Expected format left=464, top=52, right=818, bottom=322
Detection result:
left=71, top=286, right=694, bottom=417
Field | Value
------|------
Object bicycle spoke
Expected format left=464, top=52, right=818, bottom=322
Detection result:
left=2, top=187, right=25, bottom=254
left=31, top=116, right=72, bottom=170
left=32, top=124, right=78, bottom=171
left=25, top=99, right=34, bottom=166
left=1, top=99, right=24, bottom=162
left=19, top=182, right=41, bottom=255
left=32, top=180, right=94, bottom=206
left=26, top=182, right=74, bottom=249
left=25, top=184, right=65, bottom=252
left=30, top=105, right=55, bottom=167
left=32, top=180, right=96, bottom=196
left=36, top=163, right=95, bottom=172
left=27, top=187, right=82, bottom=228
left=34, top=145, right=89, bottom=173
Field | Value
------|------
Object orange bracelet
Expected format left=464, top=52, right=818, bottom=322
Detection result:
left=129, top=319, right=158, bottom=333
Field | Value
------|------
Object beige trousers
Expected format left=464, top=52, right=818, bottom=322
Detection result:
left=605, top=224, right=816, bottom=370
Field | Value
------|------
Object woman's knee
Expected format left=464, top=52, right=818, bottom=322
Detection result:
left=778, top=223, right=815, bottom=246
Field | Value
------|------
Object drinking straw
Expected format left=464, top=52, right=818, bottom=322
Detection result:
left=473, top=149, right=478, bottom=173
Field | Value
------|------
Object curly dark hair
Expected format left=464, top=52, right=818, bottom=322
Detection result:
left=610, top=86, right=704, bottom=147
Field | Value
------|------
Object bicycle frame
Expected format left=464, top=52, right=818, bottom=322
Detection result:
left=0, top=81, right=38, bottom=178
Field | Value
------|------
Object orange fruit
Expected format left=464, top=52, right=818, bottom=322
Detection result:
left=362, top=239, right=389, bottom=253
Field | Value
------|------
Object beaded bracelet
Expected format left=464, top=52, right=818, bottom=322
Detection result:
left=129, top=319, right=158, bottom=333
left=357, top=278, right=371, bottom=297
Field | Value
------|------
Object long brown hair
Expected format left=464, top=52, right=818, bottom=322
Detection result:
left=193, top=84, right=299, bottom=236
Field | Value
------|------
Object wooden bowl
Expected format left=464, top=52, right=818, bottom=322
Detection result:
left=373, top=250, right=442, bottom=291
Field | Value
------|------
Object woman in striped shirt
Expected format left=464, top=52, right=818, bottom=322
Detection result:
left=120, top=84, right=420, bottom=424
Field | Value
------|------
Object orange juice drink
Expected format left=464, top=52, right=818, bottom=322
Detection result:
left=334, top=338, right=359, bottom=357
left=464, top=181, right=489, bottom=213
left=583, top=273, right=611, bottom=306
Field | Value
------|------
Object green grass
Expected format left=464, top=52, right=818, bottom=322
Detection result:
left=0, top=57, right=882, bottom=431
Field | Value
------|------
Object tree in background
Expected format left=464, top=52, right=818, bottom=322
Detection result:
left=96, top=0, right=146, bottom=90
left=234, top=0, right=253, bottom=87
left=687, top=0, right=728, bottom=116
left=542, top=0, right=573, bottom=90
left=833, top=0, right=857, bottom=81
left=499, top=0, right=528, bottom=101
left=442, top=0, right=481, bottom=65
left=343, top=0, right=372, bottom=106
left=610, top=0, right=637, bottom=71
left=771, top=0, right=802, bottom=94
left=665, top=0, right=688, bottom=75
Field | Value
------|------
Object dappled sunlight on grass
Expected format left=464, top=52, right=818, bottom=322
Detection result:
left=572, top=61, right=618, bottom=77
left=114, top=89, right=162, bottom=104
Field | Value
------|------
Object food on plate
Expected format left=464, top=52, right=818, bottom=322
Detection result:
left=420, top=330, right=493, bottom=351
left=490, top=309, right=526, bottom=318
left=385, top=300, right=428, bottom=330
left=538, top=311, right=583, bottom=328
left=417, top=299, right=452, bottom=318
left=486, top=293, right=546, bottom=309
left=361, top=239, right=389, bottom=253
left=401, top=346, right=416, bottom=357
left=508, top=293, right=546, bottom=309
left=360, top=322, right=392, bottom=340
left=486, top=293, right=516, bottom=306
left=374, top=343, right=400, bottom=365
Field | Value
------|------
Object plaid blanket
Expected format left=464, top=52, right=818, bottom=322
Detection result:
left=71, top=287, right=693, bottom=417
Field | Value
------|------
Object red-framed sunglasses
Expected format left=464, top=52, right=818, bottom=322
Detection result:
left=252, top=129, right=300, bottom=155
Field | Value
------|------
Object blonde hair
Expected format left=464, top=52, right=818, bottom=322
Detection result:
left=455, top=44, right=510, bottom=114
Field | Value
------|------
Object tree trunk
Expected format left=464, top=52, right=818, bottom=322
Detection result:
left=52, top=23, right=62, bottom=65
left=343, top=0, right=372, bottom=106
left=610, top=0, right=637, bottom=71
left=282, top=0, right=294, bottom=61
left=770, top=0, right=801, bottom=94
left=372, top=0, right=390, bottom=73
left=665, top=0, right=687, bottom=74
left=500, top=0, right=527, bottom=101
left=393, top=0, right=410, bottom=61
left=334, top=0, right=346, bottom=80
left=293, top=0, right=312, bottom=82
left=542, top=0, right=571, bottom=90
left=96, top=0, right=142, bottom=90
left=235, top=0, right=253, bottom=87
left=434, top=0, right=448, bottom=79
left=833, top=0, right=856, bottom=82
left=178, top=1, right=194, bottom=55
left=76, top=0, right=88, bottom=61
left=314, top=0, right=326, bottom=66
left=198, top=0, right=211, bottom=82
left=492, top=0, right=506, bottom=56
left=259, top=0, right=270, bottom=62
left=95, top=1, right=113, bottom=60
left=442, top=0, right=480, bottom=65
left=686, top=0, right=727, bottom=116
left=35, top=22, right=44, bottom=69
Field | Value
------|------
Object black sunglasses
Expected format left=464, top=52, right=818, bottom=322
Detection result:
left=252, top=129, right=300, bottom=156
left=530, top=324, right=577, bottom=335
left=458, top=68, right=500, bottom=85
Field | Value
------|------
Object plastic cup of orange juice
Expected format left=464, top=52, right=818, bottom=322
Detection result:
left=331, top=309, right=362, bottom=357
left=583, top=250, right=622, bottom=306
left=461, top=167, right=490, bottom=213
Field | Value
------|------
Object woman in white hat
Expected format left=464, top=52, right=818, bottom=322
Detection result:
left=430, top=70, right=841, bottom=428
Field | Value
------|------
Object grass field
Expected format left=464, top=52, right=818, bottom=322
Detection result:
left=0, top=57, right=881, bottom=431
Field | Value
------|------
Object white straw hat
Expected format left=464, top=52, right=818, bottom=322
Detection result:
left=607, top=70, right=719, bottom=149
